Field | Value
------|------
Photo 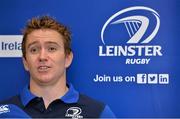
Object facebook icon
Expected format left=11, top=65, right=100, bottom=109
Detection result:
left=137, top=74, right=147, bottom=84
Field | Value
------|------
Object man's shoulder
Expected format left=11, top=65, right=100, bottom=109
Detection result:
left=0, top=95, right=30, bottom=118
left=0, top=95, right=21, bottom=106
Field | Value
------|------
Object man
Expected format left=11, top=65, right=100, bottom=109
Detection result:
left=0, top=16, right=115, bottom=118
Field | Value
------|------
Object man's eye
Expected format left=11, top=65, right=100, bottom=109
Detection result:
left=48, top=47, right=57, bottom=52
left=30, top=47, right=39, bottom=53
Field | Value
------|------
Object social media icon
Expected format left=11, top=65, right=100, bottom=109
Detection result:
left=148, top=74, right=158, bottom=84
left=137, top=74, right=147, bottom=84
left=159, top=74, right=169, bottom=84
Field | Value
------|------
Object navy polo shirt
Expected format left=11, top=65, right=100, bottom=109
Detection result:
left=0, top=83, right=115, bottom=118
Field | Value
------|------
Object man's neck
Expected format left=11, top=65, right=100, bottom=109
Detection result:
left=29, top=78, right=68, bottom=109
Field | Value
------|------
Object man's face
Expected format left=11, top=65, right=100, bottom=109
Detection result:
left=23, top=29, right=73, bottom=85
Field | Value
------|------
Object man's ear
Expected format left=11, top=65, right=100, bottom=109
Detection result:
left=65, top=52, right=73, bottom=68
left=22, top=57, right=29, bottom=71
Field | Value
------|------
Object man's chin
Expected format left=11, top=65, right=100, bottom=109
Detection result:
left=36, top=77, right=55, bottom=86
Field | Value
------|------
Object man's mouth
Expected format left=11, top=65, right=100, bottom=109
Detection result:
left=38, top=66, right=51, bottom=72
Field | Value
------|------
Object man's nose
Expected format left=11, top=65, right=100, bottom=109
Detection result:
left=39, top=48, right=48, bottom=62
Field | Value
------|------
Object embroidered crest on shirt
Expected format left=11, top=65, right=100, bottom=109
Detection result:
left=65, top=107, right=83, bottom=119
left=0, top=105, right=10, bottom=114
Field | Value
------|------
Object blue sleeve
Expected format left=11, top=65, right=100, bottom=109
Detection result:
left=100, top=105, right=116, bottom=118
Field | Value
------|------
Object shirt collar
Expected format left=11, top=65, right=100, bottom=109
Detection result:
left=61, top=83, right=79, bottom=103
left=20, top=83, right=79, bottom=106
left=20, top=85, right=36, bottom=106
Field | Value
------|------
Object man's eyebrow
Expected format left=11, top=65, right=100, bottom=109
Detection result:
left=27, top=41, right=62, bottom=49
left=45, top=41, right=61, bottom=46
left=27, top=41, right=39, bottom=49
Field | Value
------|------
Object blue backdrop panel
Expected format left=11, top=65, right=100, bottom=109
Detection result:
left=0, top=0, right=179, bottom=118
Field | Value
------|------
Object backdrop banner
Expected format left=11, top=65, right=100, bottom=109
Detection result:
left=0, top=0, right=179, bottom=118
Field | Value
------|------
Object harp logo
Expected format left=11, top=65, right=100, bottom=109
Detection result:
left=99, top=6, right=163, bottom=64
left=101, top=6, right=160, bottom=44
